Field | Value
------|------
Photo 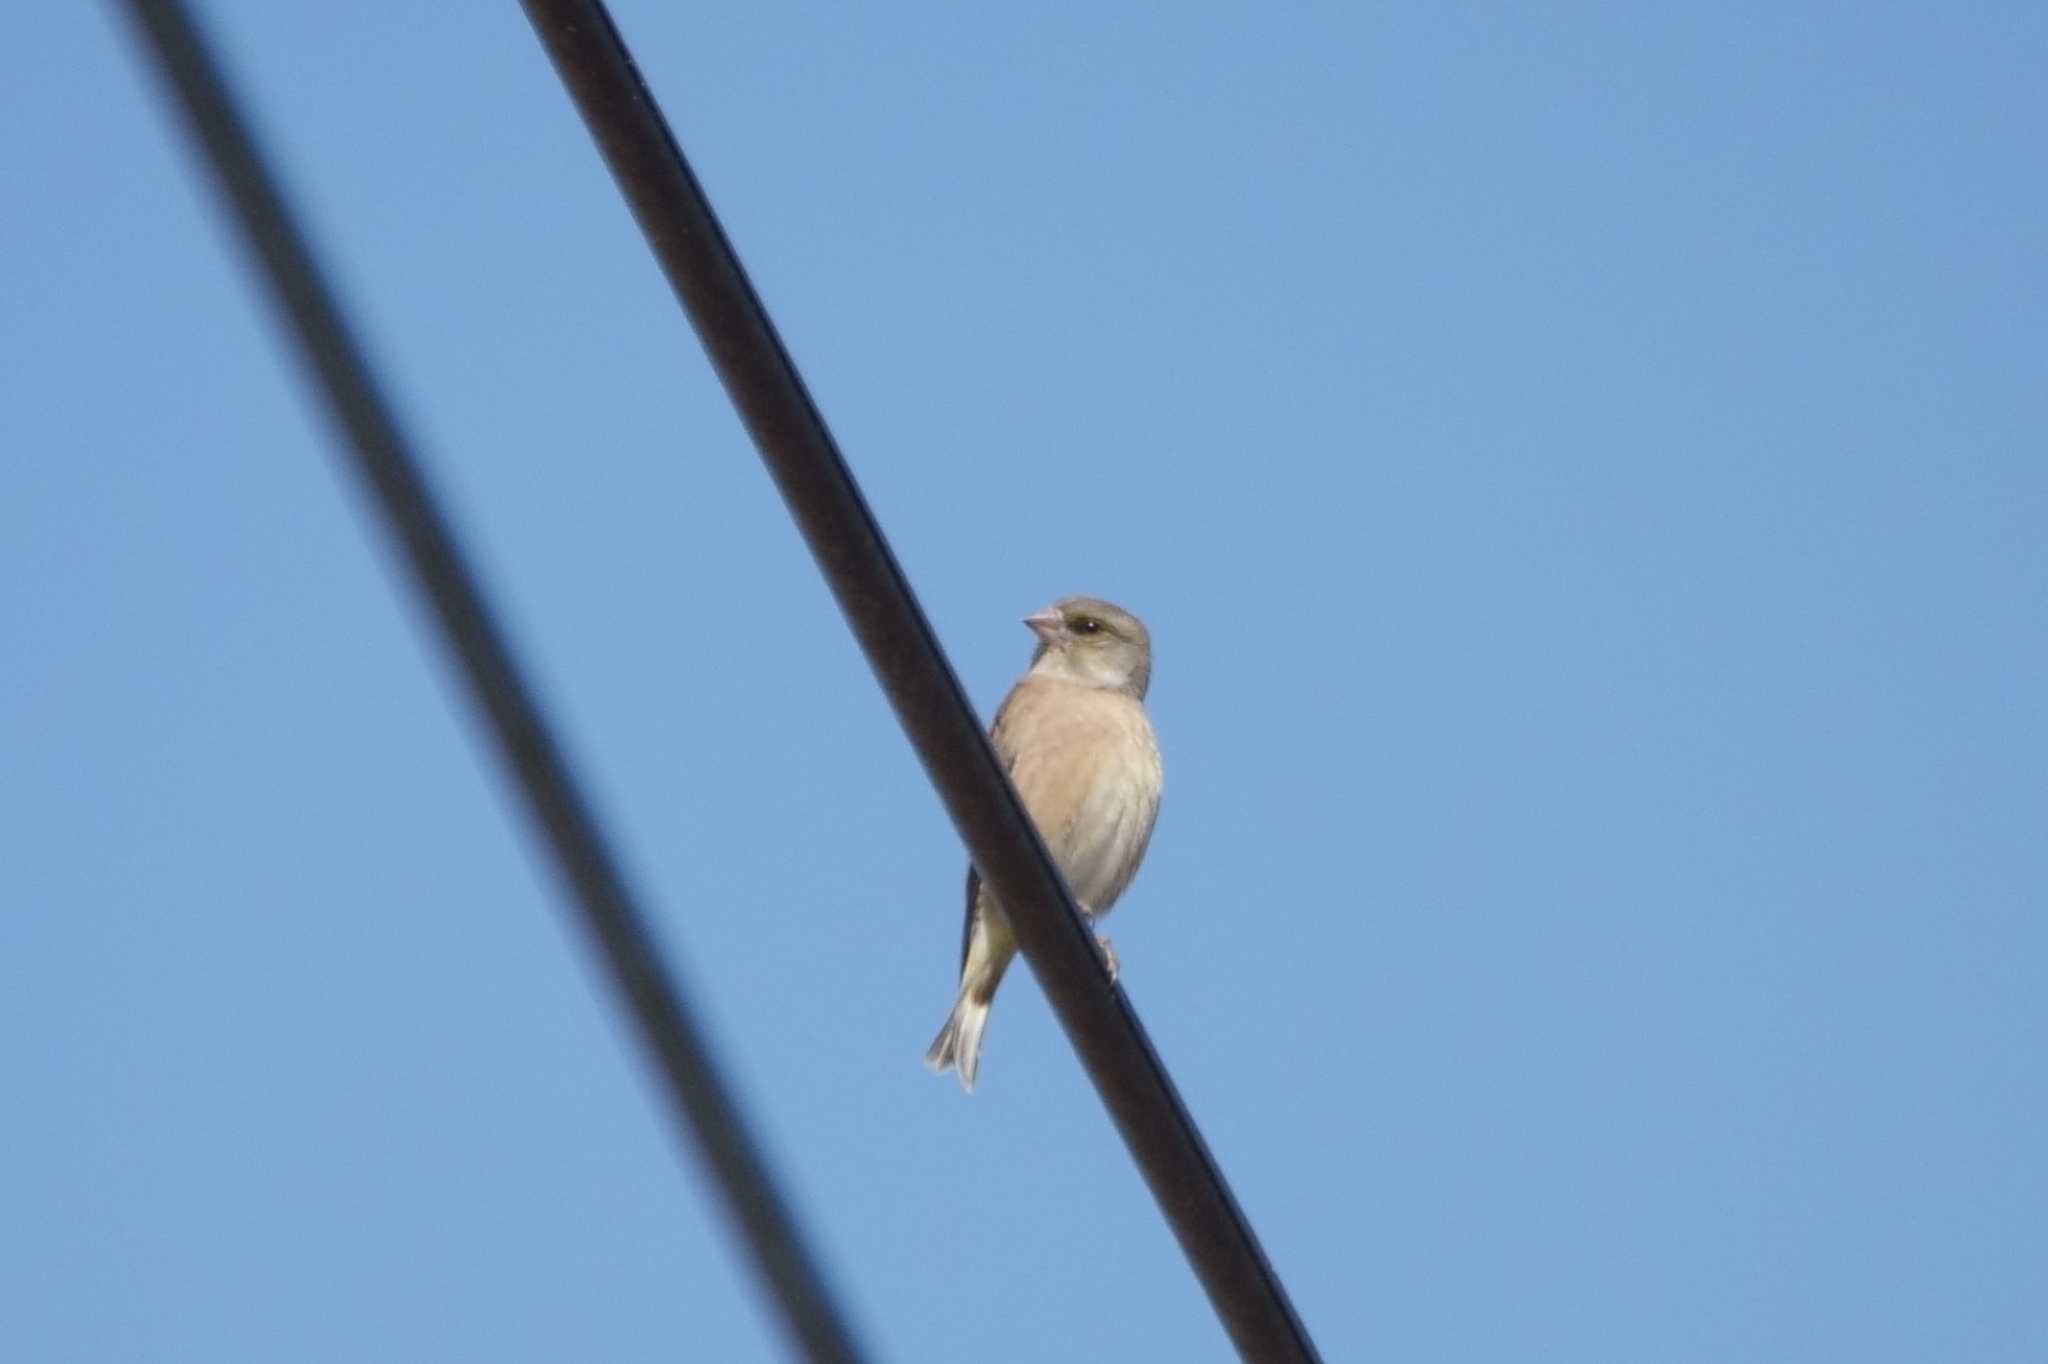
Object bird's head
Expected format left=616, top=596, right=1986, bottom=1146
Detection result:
left=1025, top=596, right=1152, bottom=698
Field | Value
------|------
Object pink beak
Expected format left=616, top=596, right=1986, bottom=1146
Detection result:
left=1023, top=608, right=1063, bottom=643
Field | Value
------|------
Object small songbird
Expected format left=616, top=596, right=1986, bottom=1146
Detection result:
left=925, top=596, right=1164, bottom=1091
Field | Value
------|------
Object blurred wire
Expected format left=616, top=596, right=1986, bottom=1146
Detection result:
left=517, top=3, right=1322, bottom=1359
left=113, top=3, right=868, bottom=1360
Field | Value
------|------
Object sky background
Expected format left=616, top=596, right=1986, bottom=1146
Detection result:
left=4, top=3, right=2044, bottom=1360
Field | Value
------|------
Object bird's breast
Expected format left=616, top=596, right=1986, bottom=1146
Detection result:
left=1000, top=685, right=1162, bottom=916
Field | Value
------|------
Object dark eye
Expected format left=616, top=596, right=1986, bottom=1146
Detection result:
left=1071, top=616, right=1103, bottom=635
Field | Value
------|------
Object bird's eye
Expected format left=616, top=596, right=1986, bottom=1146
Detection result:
left=1071, top=616, right=1103, bottom=635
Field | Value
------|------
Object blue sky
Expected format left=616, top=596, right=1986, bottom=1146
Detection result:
left=5, top=3, right=2043, bottom=1360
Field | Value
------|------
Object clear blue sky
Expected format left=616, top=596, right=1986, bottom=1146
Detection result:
left=5, top=3, right=2043, bottom=1360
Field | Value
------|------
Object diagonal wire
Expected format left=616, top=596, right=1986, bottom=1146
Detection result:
left=517, top=3, right=1323, bottom=1359
left=111, top=3, right=868, bottom=1361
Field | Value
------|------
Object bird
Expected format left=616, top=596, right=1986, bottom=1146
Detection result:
left=925, top=595, right=1164, bottom=1091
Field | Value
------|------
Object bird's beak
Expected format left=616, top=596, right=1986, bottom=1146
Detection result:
left=1023, top=608, right=1063, bottom=644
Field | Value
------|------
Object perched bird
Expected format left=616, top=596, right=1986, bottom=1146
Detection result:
left=925, top=596, right=1164, bottom=1091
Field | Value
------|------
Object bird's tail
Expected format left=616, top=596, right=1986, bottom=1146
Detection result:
left=924, top=987, right=994, bottom=1092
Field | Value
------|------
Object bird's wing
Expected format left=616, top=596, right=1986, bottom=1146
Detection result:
left=960, top=864, right=981, bottom=975
left=961, top=680, right=1031, bottom=973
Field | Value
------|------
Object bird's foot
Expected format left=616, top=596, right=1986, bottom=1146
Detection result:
left=1095, top=933, right=1120, bottom=983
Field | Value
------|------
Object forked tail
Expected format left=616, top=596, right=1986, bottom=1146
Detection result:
left=923, top=988, right=993, bottom=1092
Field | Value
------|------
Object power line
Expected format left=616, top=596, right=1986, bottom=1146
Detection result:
left=516, top=3, right=1324, bottom=1359
left=112, top=4, right=868, bottom=1361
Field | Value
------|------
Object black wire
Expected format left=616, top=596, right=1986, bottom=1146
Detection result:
left=516, top=4, right=1323, bottom=1360
left=112, top=4, right=868, bottom=1361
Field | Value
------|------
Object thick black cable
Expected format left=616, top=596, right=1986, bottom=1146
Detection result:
left=112, top=4, right=868, bottom=1361
left=516, top=4, right=1323, bottom=1359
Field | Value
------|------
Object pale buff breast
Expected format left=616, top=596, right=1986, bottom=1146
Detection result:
left=992, top=677, right=1163, bottom=918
